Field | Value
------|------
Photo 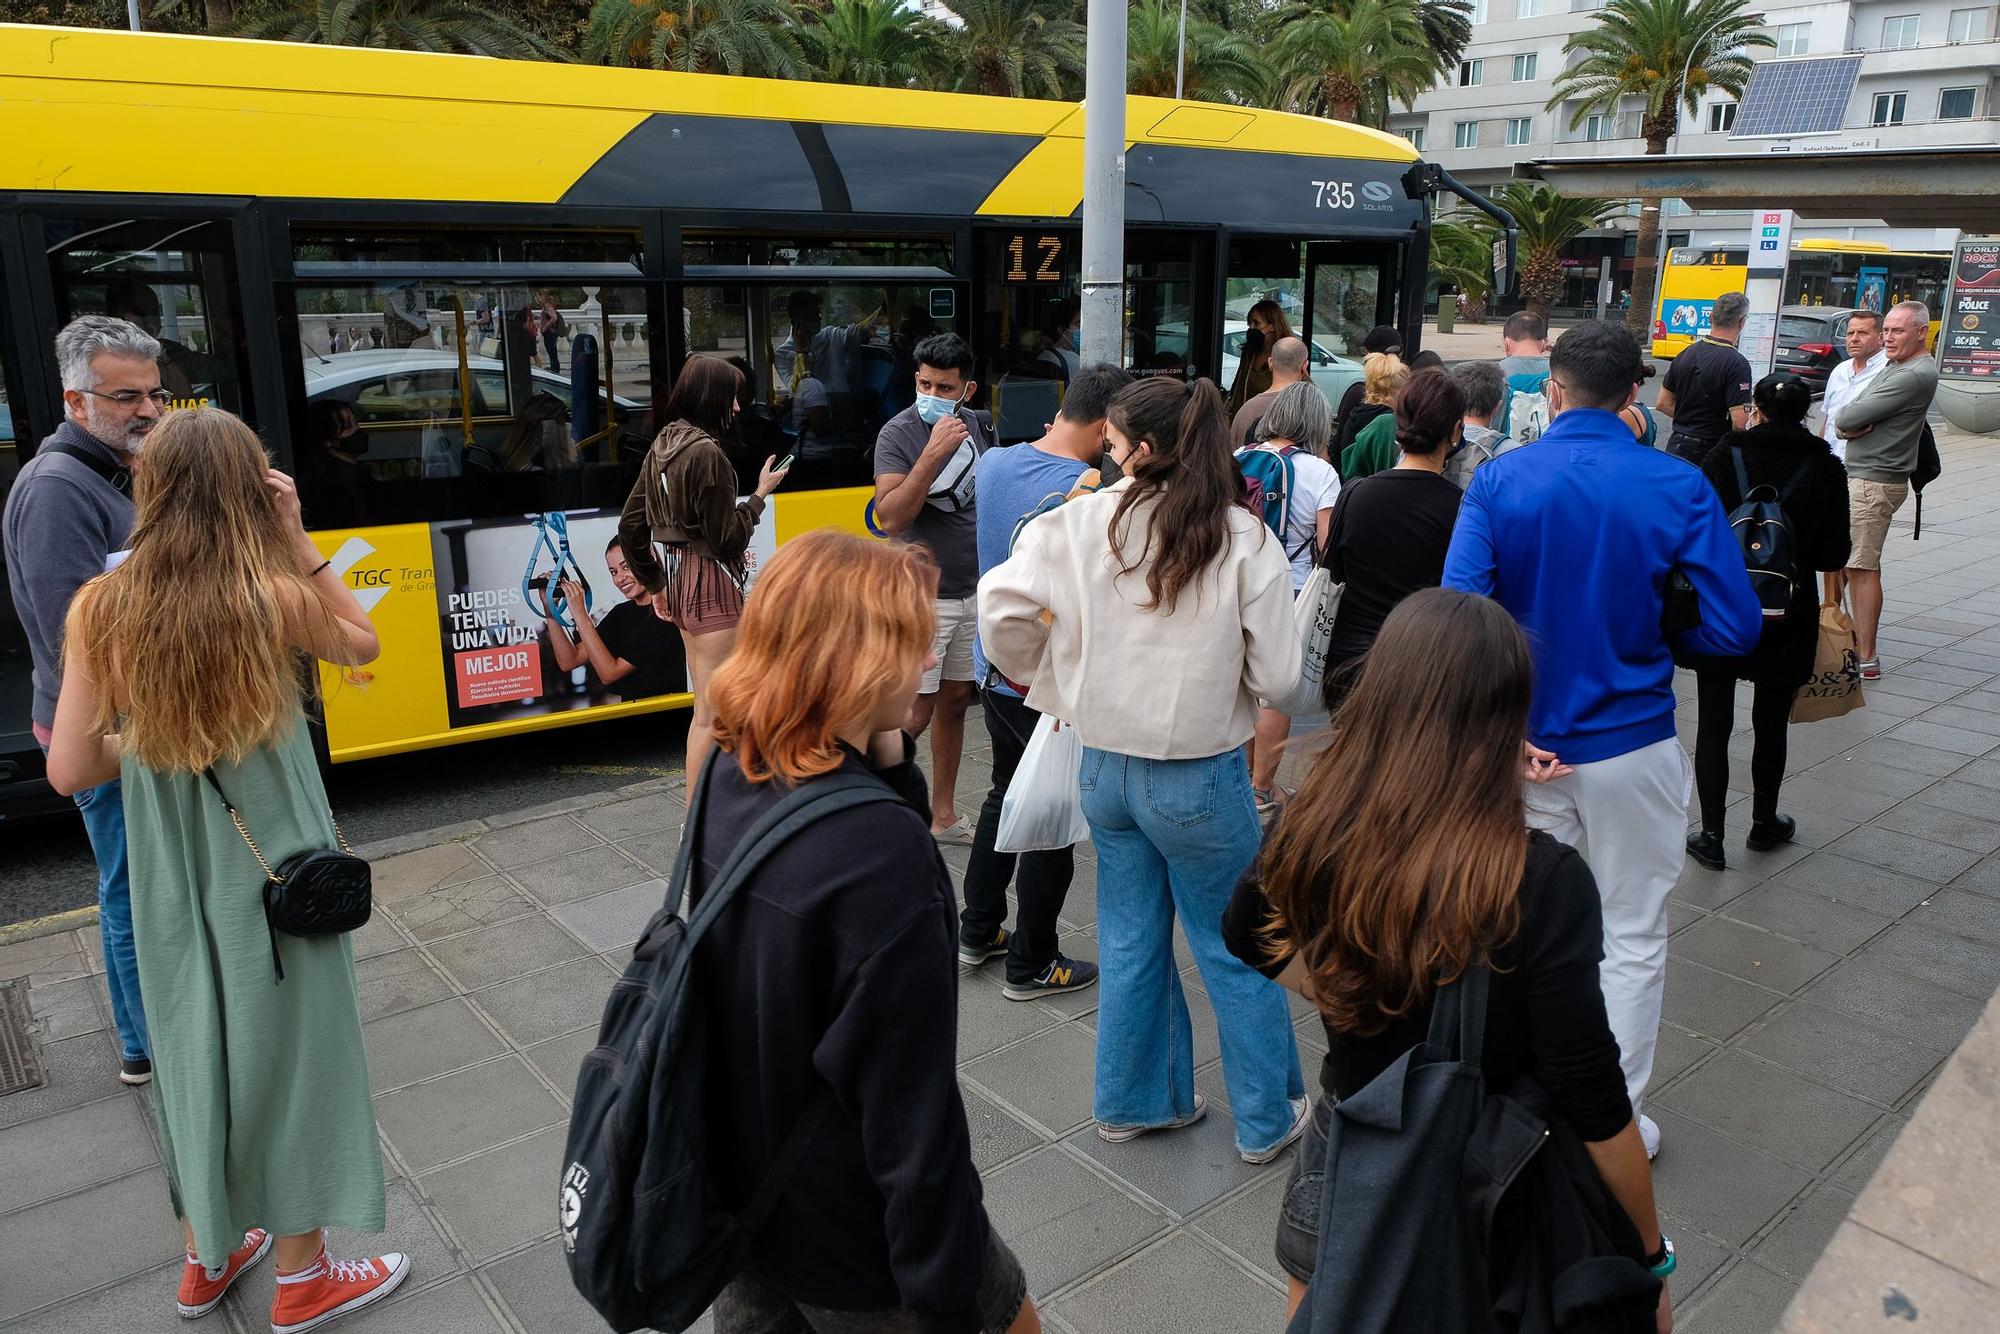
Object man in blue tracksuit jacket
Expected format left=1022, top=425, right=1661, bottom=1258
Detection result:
left=1444, top=321, right=1761, bottom=1161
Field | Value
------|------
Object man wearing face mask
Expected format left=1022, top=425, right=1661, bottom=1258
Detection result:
left=961, top=363, right=1131, bottom=993
left=872, top=332, right=989, bottom=842
left=3, top=314, right=165, bottom=1088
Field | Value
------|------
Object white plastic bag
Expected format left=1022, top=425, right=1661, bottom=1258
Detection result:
left=995, top=715, right=1090, bottom=853
left=1262, top=566, right=1344, bottom=717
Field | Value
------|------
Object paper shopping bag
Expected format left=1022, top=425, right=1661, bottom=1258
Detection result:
left=1791, top=601, right=1865, bottom=723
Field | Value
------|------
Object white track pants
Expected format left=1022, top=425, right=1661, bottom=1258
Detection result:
left=1522, top=737, right=1692, bottom=1116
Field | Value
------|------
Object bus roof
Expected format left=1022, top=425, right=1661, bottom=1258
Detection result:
left=0, top=24, right=1419, bottom=224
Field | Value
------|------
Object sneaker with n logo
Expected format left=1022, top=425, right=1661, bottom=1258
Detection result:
left=268, top=1247, right=410, bottom=1333
left=1001, top=952, right=1100, bottom=1001
left=177, top=1228, right=272, bottom=1318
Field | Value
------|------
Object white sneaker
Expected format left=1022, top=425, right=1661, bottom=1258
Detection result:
left=1241, top=1096, right=1313, bottom=1165
left=1639, top=1113, right=1660, bottom=1161
left=1097, top=1093, right=1207, bottom=1143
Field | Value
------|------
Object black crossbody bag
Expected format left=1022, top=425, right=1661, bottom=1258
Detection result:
left=203, top=771, right=372, bottom=983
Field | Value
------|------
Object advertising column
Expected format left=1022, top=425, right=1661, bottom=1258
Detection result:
left=1741, top=208, right=1794, bottom=379
left=1935, top=235, right=2000, bottom=435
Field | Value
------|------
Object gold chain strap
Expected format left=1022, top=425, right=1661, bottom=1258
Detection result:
left=210, top=773, right=355, bottom=882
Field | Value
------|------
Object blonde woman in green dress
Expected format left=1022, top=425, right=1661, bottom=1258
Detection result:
left=48, top=406, right=410, bottom=1333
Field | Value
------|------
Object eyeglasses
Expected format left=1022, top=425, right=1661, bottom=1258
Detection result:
left=81, top=388, right=171, bottom=408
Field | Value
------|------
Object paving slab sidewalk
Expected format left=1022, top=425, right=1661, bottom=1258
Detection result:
left=3, top=431, right=1998, bottom=1334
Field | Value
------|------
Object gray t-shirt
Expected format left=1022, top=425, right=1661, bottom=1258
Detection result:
left=873, top=405, right=987, bottom=598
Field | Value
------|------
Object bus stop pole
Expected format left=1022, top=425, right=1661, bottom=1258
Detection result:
left=1079, top=0, right=1126, bottom=371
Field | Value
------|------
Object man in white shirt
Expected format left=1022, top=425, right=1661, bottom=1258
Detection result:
left=1820, top=309, right=1886, bottom=462
left=1818, top=309, right=1885, bottom=604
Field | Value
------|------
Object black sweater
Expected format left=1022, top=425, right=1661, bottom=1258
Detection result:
left=688, top=739, right=987, bottom=1334
left=1682, top=422, right=1852, bottom=687
left=1222, top=831, right=1633, bottom=1143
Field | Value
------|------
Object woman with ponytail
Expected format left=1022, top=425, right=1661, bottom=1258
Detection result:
left=1318, top=368, right=1468, bottom=709
left=979, top=377, right=1310, bottom=1165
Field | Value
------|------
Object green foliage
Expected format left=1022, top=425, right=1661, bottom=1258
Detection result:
left=926, top=0, right=1084, bottom=100
left=1264, top=0, right=1436, bottom=125
left=1489, top=182, right=1623, bottom=252
left=1548, top=0, right=1773, bottom=146
left=1126, top=0, right=1270, bottom=102
left=1429, top=215, right=1494, bottom=300
left=583, top=0, right=805, bottom=77
left=799, top=0, right=937, bottom=88
left=227, top=0, right=571, bottom=58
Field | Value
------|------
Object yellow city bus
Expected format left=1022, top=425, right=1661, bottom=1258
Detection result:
left=0, top=24, right=1494, bottom=815
left=1652, top=240, right=1950, bottom=358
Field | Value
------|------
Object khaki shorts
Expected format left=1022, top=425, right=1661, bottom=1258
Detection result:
left=1847, top=478, right=1909, bottom=571
left=923, top=595, right=977, bottom=693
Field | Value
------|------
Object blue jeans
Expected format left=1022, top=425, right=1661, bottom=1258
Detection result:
left=1080, top=747, right=1303, bottom=1155
left=73, top=778, right=149, bottom=1061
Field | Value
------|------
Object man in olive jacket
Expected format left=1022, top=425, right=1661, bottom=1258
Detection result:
left=1833, top=299, right=1939, bottom=677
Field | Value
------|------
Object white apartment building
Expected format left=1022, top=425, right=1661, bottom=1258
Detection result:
left=1392, top=0, right=1995, bottom=299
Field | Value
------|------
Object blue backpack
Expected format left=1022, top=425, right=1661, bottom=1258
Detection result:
left=1237, top=443, right=1298, bottom=540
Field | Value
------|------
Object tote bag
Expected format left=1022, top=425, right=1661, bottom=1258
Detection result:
left=1791, top=601, right=1865, bottom=723
left=1263, top=567, right=1344, bottom=718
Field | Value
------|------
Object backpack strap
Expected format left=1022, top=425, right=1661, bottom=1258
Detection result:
left=1425, top=965, right=1491, bottom=1065
left=42, top=440, right=133, bottom=499
left=1730, top=445, right=1752, bottom=500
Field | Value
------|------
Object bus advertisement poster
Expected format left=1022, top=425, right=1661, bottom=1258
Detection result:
left=430, top=509, right=694, bottom=731
left=1662, top=298, right=1716, bottom=339
left=1941, top=238, right=2000, bottom=380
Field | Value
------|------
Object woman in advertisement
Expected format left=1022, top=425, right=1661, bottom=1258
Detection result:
left=540, top=537, right=688, bottom=702
left=619, top=355, right=788, bottom=798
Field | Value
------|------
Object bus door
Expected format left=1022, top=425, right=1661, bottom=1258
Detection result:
left=1303, top=238, right=1400, bottom=376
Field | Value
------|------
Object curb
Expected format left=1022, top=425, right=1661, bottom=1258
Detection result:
left=0, top=904, right=98, bottom=947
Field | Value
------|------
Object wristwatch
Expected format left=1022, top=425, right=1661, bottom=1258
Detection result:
left=1644, top=1235, right=1677, bottom=1278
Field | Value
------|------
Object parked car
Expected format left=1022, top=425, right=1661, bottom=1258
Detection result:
left=1774, top=307, right=1863, bottom=398
left=1217, top=322, right=1364, bottom=413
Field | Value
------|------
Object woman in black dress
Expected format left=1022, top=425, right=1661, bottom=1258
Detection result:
left=1683, top=374, right=1851, bottom=871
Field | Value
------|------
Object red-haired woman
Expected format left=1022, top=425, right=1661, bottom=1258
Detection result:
left=685, top=528, right=1039, bottom=1334
left=619, top=355, right=787, bottom=798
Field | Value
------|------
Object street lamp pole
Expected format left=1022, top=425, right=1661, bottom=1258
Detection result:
left=1081, top=0, right=1128, bottom=369
left=1654, top=15, right=1754, bottom=309
left=1168, top=0, right=1184, bottom=100
left=127, top=0, right=143, bottom=30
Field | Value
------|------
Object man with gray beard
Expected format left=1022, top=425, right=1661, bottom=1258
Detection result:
left=3, top=314, right=165, bottom=1085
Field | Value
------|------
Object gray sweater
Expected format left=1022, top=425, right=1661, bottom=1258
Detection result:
left=1834, top=353, right=1938, bottom=483
left=1, top=422, right=135, bottom=731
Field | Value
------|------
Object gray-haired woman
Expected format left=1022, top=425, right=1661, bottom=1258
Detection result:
left=1246, top=380, right=1340, bottom=813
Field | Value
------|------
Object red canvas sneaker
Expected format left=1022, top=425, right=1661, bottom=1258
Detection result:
left=268, top=1247, right=410, bottom=1333
left=177, top=1229, right=272, bottom=1318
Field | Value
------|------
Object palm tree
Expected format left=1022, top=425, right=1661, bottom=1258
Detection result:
left=228, top=0, right=570, bottom=58
left=1414, top=0, right=1474, bottom=82
left=800, top=0, right=936, bottom=87
left=927, top=0, right=1084, bottom=100
left=1264, top=0, right=1436, bottom=126
left=1548, top=0, right=1773, bottom=334
left=1126, top=0, right=1271, bottom=102
left=1488, top=183, right=1623, bottom=320
left=1430, top=215, right=1495, bottom=322
left=583, top=0, right=806, bottom=78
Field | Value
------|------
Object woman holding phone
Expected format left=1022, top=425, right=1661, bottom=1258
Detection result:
left=618, top=355, right=788, bottom=796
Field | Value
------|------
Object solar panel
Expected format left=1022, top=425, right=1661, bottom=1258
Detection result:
left=1732, top=56, right=1863, bottom=137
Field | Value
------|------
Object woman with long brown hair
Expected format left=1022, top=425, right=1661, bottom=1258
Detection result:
left=684, top=529, right=1039, bottom=1334
left=1223, top=588, right=1670, bottom=1330
left=981, top=377, right=1308, bottom=1164
left=47, top=407, right=410, bottom=1331
left=1227, top=298, right=1298, bottom=415
left=618, top=355, right=788, bottom=799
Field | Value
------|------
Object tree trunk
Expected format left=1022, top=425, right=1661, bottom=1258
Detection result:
left=1324, top=74, right=1362, bottom=124
left=1625, top=129, right=1674, bottom=339
left=204, top=0, right=234, bottom=27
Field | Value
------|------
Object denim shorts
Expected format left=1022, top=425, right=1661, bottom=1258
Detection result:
left=714, top=1227, right=1027, bottom=1333
left=1274, top=1096, right=1336, bottom=1283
